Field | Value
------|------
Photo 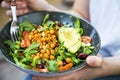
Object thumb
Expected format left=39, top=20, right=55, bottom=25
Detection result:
left=86, top=56, right=102, bottom=67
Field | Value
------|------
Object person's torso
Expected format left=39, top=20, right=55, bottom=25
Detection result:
left=90, top=0, right=120, bottom=56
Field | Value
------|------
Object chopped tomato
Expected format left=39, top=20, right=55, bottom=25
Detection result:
left=81, top=36, right=92, bottom=44
left=20, top=31, right=31, bottom=48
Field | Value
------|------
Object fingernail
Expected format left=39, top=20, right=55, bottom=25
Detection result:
left=87, top=56, right=102, bottom=67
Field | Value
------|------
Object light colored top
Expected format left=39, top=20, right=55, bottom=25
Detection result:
left=90, top=0, right=120, bottom=57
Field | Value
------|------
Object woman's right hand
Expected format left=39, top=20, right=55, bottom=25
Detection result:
left=1, top=0, right=59, bottom=16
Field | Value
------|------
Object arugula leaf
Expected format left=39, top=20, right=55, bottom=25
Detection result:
left=31, top=58, right=38, bottom=67
left=65, top=52, right=75, bottom=57
left=38, top=27, right=49, bottom=32
left=4, top=40, right=21, bottom=51
left=47, top=60, right=58, bottom=72
left=55, top=42, right=64, bottom=54
left=46, top=21, right=54, bottom=28
left=24, top=42, right=40, bottom=53
left=74, top=17, right=83, bottom=35
left=42, top=14, right=50, bottom=25
left=72, top=57, right=81, bottom=65
left=12, top=53, right=30, bottom=69
left=19, top=21, right=35, bottom=32
left=4, top=40, right=15, bottom=50
left=25, top=53, right=33, bottom=62
left=83, top=46, right=92, bottom=54
left=74, top=17, right=80, bottom=28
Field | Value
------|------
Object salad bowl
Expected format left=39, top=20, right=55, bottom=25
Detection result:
left=0, top=11, right=101, bottom=77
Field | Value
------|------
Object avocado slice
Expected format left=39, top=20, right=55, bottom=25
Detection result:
left=58, top=27, right=81, bottom=53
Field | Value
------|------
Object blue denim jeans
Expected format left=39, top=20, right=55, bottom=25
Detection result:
left=25, top=75, right=120, bottom=80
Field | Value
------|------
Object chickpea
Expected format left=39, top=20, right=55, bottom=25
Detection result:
left=43, top=53, right=49, bottom=59
left=52, top=35, right=56, bottom=38
left=30, top=31, right=34, bottom=35
left=36, top=52, right=40, bottom=56
left=41, top=37, right=45, bottom=42
left=33, top=30, right=38, bottom=34
left=40, top=49, right=46, bottom=54
left=46, top=37, right=50, bottom=42
left=47, top=33, right=51, bottom=37
left=39, top=54, right=43, bottom=58
left=37, top=40, right=41, bottom=43
left=50, top=49, right=55, bottom=55
left=51, top=39, right=57, bottom=43
left=43, top=42, right=46, bottom=45
left=28, top=35, right=32, bottom=40
left=44, top=37, right=48, bottom=41
left=39, top=44, right=43, bottom=49
left=58, top=61, right=63, bottom=66
left=35, top=55, right=40, bottom=60
left=31, top=54, right=35, bottom=58
left=38, top=33, right=42, bottom=37
left=46, top=49, right=50, bottom=55
left=50, top=55, right=55, bottom=60
left=50, top=29, right=55, bottom=34
left=50, top=43, right=55, bottom=48
left=46, top=44, right=50, bottom=49
left=66, top=58, right=72, bottom=63
left=34, top=34, right=38, bottom=37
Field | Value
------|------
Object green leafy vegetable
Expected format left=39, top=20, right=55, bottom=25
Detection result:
left=19, top=21, right=35, bottom=31
left=24, top=42, right=40, bottom=53
left=74, top=17, right=80, bottom=28
left=83, top=47, right=92, bottom=54
left=12, top=53, right=30, bottom=69
left=72, top=57, right=81, bottom=65
left=42, top=14, right=50, bottom=25
left=74, top=17, right=83, bottom=35
left=4, top=40, right=21, bottom=51
left=47, top=60, right=58, bottom=72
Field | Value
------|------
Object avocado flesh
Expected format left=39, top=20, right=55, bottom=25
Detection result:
left=58, top=27, right=81, bottom=53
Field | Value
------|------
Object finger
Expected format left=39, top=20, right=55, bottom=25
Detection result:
left=86, top=56, right=102, bottom=67
left=1, top=1, right=10, bottom=9
left=6, top=8, right=31, bottom=16
left=16, top=2, right=27, bottom=9
left=2, top=1, right=27, bottom=9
